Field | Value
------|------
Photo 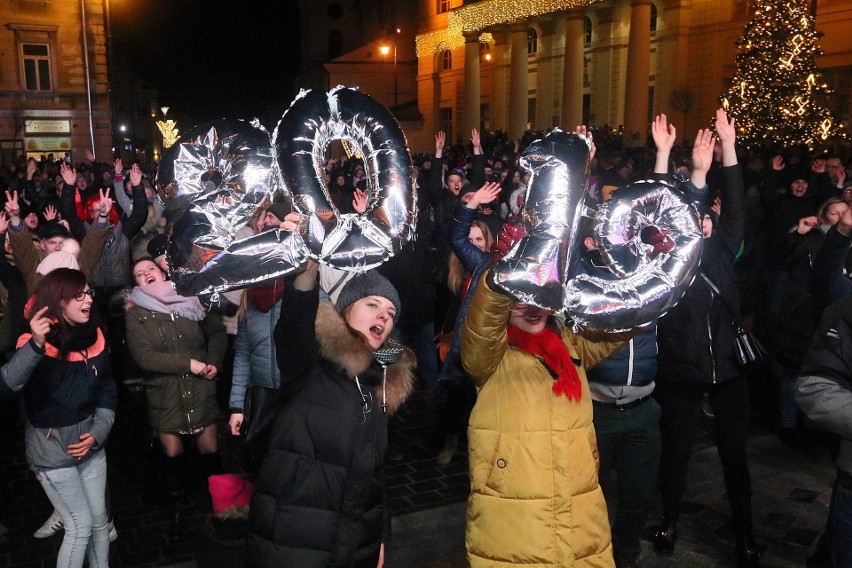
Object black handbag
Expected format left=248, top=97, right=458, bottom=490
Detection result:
left=239, top=385, right=282, bottom=444
left=700, top=273, right=768, bottom=367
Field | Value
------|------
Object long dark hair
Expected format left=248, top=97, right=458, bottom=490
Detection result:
left=26, top=268, right=91, bottom=360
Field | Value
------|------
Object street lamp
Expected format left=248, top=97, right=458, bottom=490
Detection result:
left=379, top=28, right=400, bottom=109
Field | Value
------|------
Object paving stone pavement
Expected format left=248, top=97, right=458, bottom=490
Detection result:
left=0, top=375, right=837, bottom=567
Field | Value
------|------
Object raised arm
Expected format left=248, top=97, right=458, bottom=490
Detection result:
left=651, top=114, right=677, bottom=175
left=460, top=272, right=512, bottom=387
left=121, top=164, right=150, bottom=239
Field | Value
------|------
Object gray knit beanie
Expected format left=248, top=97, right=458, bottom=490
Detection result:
left=336, top=271, right=401, bottom=322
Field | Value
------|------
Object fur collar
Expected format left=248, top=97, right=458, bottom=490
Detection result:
left=315, top=301, right=415, bottom=415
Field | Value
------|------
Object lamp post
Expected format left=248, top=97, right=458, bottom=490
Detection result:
left=379, top=28, right=400, bottom=109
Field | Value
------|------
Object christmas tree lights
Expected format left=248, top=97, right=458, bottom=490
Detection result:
left=720, top=0, right=844, bottom=148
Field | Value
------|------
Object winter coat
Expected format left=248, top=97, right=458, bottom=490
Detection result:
left=796, top=294, right=852, bottom=475
left=587, top=322, right=657, bottom=388
left=460, top=274, right=622, bottom=567
left=228, top=300, right=282, bottom=413
left=247, top=281, right=415, bottom=568
left=8, top=330, right=116, bottom=470
left=125, top=302, right=226, bottom=433
left=657, top=164, right=745, bottom=385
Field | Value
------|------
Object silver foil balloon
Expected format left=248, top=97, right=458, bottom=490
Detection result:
left=156, top=119, right=306, bottom=297
left=273, top=86, right=417, bottom=270
left=491, top=129, right=591, bottom=309
left=565, top=181, right=703, bottom=331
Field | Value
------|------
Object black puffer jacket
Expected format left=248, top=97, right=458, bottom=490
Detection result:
left=657, top=164, right=745, bottom=385
left=247, top=281, right=415, bottom=568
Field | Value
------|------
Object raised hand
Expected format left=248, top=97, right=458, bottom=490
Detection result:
left=60, top=162, right=77, bottom=186
left=812, top=158, right=826, bottom=174
left=113, top=158, right=123, bottom=178
left=651, top=114, right=677, bottom=153
left=574, top=125, right=596, bottom=161
left=130, top=163, right=143, bottom=186
left=29, top=306, right=51, bottom=348
left=691, top=128, right=715, bottom=175
left=466, top=181, right=502, bottom=209
left=96, top=187, right=114, bottom=218
left=471, top=128, right=482, bottom=155
left=43, top=204, right=58, bottom=221
left=4, top=190, right=20, bottom=219
left=434, top=131, right=446, bottom=157
left=84, top=148, right=95, bottom=162
left=714, top=108, right=736, bottom=146
left=797, top=215, right=819, bottom=235
left=772, top=155, right=785, bottom=171
left=352, top=188, right=368, bottom=213
left=26, top=158, right=37, bottom=180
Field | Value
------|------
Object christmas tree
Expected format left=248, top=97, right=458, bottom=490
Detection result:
left=720, top=0, right=843, bottom=148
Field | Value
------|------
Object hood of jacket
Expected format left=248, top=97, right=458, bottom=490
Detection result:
left=314, top=300, right=415, bottom=415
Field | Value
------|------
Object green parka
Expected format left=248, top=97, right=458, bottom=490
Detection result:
left=125, top=301, right=226, bottom=433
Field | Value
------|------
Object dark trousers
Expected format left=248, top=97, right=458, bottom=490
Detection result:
left=593, top=396, right=661, bottom=552
left=655, top=376, right=754, bottom=529
left=809, top=471, right=852, bottom=568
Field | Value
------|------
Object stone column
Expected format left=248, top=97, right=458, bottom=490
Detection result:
left=623, top=0, right=651, bottom=146
left=463, top=31, right=482, bottom=136
left=508, top=21, right=529, bottom=140
left=561, top=9, right=585, bottom=128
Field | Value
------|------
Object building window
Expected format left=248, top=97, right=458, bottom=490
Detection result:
left=650, top=3, right=658, bottom=33
left=527, top=29, right=538, bottom=55
left=22, top=43, right=51, bottom=91
left=437, top=0, right=449, bottom=14
left=584, top=16, right=592, bottom=45
left=440, top=108, right=452, bottom=144
left=441, top=49, right=452, bottom=70
left=328, top=30, right=343, bottom=59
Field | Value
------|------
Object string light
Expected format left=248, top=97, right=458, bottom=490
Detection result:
left=416, top=0, right=599, bottom=56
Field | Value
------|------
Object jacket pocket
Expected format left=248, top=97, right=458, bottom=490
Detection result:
left=485, top=432, right=519, bottom=494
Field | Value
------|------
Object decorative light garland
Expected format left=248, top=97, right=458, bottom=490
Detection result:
left=416, top=0, right=601, bottom=56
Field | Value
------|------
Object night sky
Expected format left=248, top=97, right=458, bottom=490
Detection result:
left=111, top=0, right=301, bottom=126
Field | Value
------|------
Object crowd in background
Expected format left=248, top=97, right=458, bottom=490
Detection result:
left=0, top=118, right=850, bottom=568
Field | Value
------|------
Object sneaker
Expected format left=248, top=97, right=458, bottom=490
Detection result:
left=33, top=510, right=63, bottom=538
left=108, top=519, right=118, bottom=542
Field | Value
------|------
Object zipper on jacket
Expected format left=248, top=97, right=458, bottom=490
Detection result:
left=707, top=287, right=717, bottom=383
left=626, top=339, right=634, bottom=386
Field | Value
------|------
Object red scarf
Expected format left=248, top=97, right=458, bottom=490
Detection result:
left=507, top=325, right=582, bottom=401
left=246, top=280, right=284, bottom=313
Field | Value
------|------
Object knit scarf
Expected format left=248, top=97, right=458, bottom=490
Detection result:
left=507, top=325, right=581, bottom=401
left=129, top=281, right=206, bottom=321
left=246, top=280, right=284, bottom=313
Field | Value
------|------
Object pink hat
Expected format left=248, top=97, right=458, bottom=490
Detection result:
left=208, top=474, right=255, bottom=513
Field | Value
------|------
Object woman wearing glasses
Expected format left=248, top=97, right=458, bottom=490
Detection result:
left=248, top=212, right=415, bottom=568
left=7, top=268, right=117, bottom=568
left=124, top=257, right=226, bottom=540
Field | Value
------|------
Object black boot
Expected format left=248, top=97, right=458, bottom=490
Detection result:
left=199, top=452, right=223, bottom=481
left=162, top=455, right=185, bottom=541
left=736, top=529, right=761, bottom=567
left=654, top=513, right=678, bottom=554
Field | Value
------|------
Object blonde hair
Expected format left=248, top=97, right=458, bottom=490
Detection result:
left=447, top=220, right=493, bottom=296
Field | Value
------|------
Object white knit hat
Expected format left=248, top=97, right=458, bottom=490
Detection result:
left=36, top=239, right=81, bottom=276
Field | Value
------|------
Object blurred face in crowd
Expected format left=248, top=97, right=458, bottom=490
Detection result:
left=133, top=259, right=166, bottom=286
left=509, top=302, right=550, bottom=335
left=446, top=173, right=464, bottom=196
left=76, top=175, right=88, bottom=192
left=468, top=225, right=487, bottom=252
left=260, top=211, right=282, bottom=231
left=822, top=202, right=848, bottom=226
left=345, top=295, right=396, bottom=350
left=41, top=236, right=65, bottom=254
left=843, top=187, right=852, bottom=204
left=827, top=157, right=844, bottom=183
left=24, top=212, right=39, bottom=230
left=791, top=179, right=808, bottom=197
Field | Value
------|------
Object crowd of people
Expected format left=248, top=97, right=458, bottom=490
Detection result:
left=0, top=109, right=850, bottom=568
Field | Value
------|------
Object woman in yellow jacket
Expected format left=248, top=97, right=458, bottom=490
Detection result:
left=461, top=271, right=624, bottom=567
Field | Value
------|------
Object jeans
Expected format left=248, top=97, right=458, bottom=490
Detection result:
left=809, top=472, right=852, bottom=568
left=593, top=397, right=662, bottom=552
left=393, top=322, right=439, bottom=387
left=34, top=450, right=110, bottom=568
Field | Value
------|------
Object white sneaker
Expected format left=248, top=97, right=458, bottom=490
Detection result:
left=33, top=510, right=63, bottom=538
left=108, top=519, right=117, bottom=542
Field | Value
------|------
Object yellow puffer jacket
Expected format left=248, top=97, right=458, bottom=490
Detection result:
left=460, top=276, right=621, bottom=567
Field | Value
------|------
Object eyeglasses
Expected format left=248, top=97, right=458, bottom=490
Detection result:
left=71, top=289, right=95, bottom=302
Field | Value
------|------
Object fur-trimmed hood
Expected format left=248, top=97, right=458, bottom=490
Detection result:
left=315, top=301, right=415, bottom=415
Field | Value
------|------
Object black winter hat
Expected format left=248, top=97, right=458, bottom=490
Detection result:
left=336, top=271, right=401, bottom=322
left=265, top=202, right=291, bottom=222
left=37, top=221, right=70, bottom=241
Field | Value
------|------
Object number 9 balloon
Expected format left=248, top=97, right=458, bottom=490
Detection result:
left=492, top=129, right=702, bottom=331
left=156, top=87, right=417, bottom=299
